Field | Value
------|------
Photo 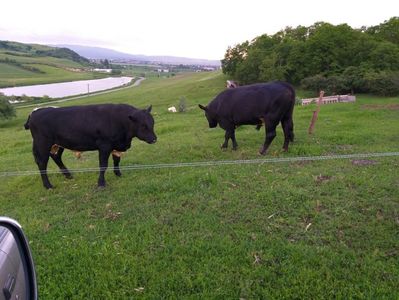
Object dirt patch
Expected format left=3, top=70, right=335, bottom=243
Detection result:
left=351, top=159, right=378, bottom=166
left=361, top=104, right=399, bottom=110
left=314, top=174, right=332, bottom=184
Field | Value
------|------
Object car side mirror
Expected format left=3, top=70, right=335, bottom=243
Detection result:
left=0, top=217, right=37, bottom=300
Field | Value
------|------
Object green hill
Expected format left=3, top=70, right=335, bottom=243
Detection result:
left=0, top=40, right=106, bottom=88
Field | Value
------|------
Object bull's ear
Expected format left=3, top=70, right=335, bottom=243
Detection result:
left=198, top=104, right=208, bottom=111
left=146, top=105, right=152, bottom=113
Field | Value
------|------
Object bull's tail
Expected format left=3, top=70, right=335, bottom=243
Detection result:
left=24, top=114, right=31, bottom=130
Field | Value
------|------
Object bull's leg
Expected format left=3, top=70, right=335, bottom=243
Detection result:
left=112, top=154, right=122, bottom=177
left=221, top=130, right=229, bottom=149
left=50, top=147, right=73, bottom=179
left=230, top=129, right=238, bottom=150
left=33, top=141, right=53, bottom=189
left=97, top=146, right=112, bottom=187
left=259, top=119, right=278, bottom=155
left=221, top=128, right=238, bottom=150
left=281, top=115, right=294, bottom=152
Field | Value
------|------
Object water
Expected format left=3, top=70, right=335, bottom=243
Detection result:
left=0, top=77, right=134, bottom=98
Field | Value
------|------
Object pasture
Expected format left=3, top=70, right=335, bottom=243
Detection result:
left=0, top=71, right=398, bottom=298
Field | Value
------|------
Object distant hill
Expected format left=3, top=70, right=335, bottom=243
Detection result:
left=0, top=41, right=90, bottom=65
left=55, top=44, right=221, bottom=66
left=0, top=40, right=107, bottom=88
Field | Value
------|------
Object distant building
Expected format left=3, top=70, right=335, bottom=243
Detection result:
left=92, top=68, right=112, bottom=73
left=202, top=67, right=216, bottom=71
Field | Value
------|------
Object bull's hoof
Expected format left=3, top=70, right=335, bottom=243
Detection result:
left=97, top=180, right=106, bottom=189
left=65, top=173, right=73, bottom=179
left=232, top=145, right=238, bottom=151
left=220, top=145, right=228, bottom=151
left=259, top=147, right=267, bottom=155
left=97, top=185, right=106, bottom=190
left=114, top=171, right=122, bottom=177
left=44, top=184, right=54, bottom=190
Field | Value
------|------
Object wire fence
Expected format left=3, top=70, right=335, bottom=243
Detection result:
left=0, top=152, right=398, bottom=178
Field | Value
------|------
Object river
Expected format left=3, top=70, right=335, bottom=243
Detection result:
left=0, top=77, right=134, bottom=98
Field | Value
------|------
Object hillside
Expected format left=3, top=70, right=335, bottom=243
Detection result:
left=0, top=40, right=105, bottom=88
left=55, top=44, right=222, bottom=66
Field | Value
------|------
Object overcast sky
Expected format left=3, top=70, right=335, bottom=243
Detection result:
left=1, top=0, right=397, bottom=60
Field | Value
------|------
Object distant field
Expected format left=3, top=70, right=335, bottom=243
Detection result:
left=0, top=49, right=106, bottom=88
left=0, top=72, right=398, bottom=298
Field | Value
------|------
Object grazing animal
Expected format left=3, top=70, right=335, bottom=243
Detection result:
left=199, top=81, right=295, bottom=155
left=24, top=104, right=157, bottom=189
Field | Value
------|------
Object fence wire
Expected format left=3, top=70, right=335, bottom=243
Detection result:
left=0, top=152, right=398, bottom=178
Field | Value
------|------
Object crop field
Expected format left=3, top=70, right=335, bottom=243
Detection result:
left=0, top=71, right=398, bottom=298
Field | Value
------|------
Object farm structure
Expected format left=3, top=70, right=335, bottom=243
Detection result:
left=301, top=95, right=356, bottom=105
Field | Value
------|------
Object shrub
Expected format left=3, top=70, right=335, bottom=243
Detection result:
left=301, top=75, right=328, bottom=94
left=365, top=71, right=399, bottom=96
left=0, top=94, right=16, bottom=120
left=178, top=96, right=187, bottom=113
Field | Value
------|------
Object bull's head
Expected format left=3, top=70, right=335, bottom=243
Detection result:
left=198, top=104, right=218, bottom=128
left=129, top=105, right=157, bottom=144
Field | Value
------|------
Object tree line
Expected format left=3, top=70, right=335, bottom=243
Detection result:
left=221, top=17, right=399, bottom=96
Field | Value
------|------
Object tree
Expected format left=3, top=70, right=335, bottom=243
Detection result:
left=259, top=53, right=286, bottom=82
left=342, top=66, right=368, bottom=94
left=101, top=59, right=110, bottom=68
left=222, top=18, right=399, bottom=95
left=221, top=41, right=248, bottom=77
left=369, top=42, right=399, bottom=71
left=365, top=17, right=399, bottom=45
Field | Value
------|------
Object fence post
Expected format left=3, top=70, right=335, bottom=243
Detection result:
left=308, top=90, right=324, bottom=135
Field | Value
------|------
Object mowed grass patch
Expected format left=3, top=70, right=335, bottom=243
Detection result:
left=0, top=71, right=398, bottom=298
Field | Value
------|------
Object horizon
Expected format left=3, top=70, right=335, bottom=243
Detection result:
left=52, top=44, right=222, bottom=63
left=1, top=0, right=397, bottom=60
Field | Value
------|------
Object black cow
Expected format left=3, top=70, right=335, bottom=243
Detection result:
left=199, top=81, right=295, bottom=155
left=24, top=104, right=157, bottom=189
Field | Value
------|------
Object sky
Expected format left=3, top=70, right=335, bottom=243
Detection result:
left=0, top=0, right=397, bottom=60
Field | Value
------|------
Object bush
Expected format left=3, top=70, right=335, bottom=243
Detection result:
left=301, top=75, right=328, bottom=94
left=325, top=75, right=349, bottom=95
left=178, top=96, right=187, bottom=113
left=301, top=70, right=399, bottom=96
left=365, top=71, right=399, bottom=96
left=0, top=94, right=16, bottom=120
left=111, top=69, right=122, bottom=75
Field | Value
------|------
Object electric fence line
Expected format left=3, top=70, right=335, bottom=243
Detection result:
left=0, top=152, right=398, bottom=178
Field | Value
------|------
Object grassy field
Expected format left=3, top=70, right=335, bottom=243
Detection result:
left=0, top=71, right=398, bottom=298
left=0, top=47, right=106, bottom=88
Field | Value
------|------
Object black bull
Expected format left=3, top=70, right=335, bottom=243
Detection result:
left=24, top=104, right=157, bottom=189
left=199, top=81, right=295, bottom=154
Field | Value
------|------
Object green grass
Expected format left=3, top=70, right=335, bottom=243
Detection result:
left=0, top=50, right=106, bottom=88
left=1, top=71, right=398, bottom=299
